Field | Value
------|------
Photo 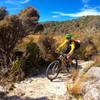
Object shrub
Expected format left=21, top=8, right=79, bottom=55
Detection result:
left=18, top=6, right=43, bottom=33
left=8, top=58, right=24, bottom=82
left=0, top=16, right=25, bottom=74
left=73, top=33, right=99, bottom=60
left=38, top=35, right=57, bottom=61
left=22, top=41, right=41, bottom=76
left=0, top=7, right=8, bottom=20
left=26, top=41, right=40, bottom=64
left=0, top=6, right=44, bottom=84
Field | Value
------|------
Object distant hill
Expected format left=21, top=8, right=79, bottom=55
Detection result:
left=42, top=16, right=100, bottom=35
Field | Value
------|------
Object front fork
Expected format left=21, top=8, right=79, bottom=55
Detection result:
left=68, top=58, right=78, bottom=70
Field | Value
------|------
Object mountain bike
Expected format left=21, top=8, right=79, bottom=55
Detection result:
left=46, top=52, right=78, bottom=81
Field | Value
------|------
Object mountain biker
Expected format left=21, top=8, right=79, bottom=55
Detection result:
left=56, top=33, right=80, bottom=60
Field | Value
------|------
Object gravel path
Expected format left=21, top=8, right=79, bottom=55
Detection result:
left=0, top=61, right=94, bottom=100
left=6, top=73, right=70, bottom=100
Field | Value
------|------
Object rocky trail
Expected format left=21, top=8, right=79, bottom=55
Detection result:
left=0, top=61, right=100, bottom=100
left=0, top=73, right=69, bottom=100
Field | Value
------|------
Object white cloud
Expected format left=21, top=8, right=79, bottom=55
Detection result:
left=52, top=15, right=59, bottom=18
left=82, top=0, right=89, bottom=8
left=19, top=0, right=30, bottom=4
left=5, top=0, right=30, bottom=5
left=52, top=9, right=100, bottom=17
left=82, top=0, right=89, bottom=4
left=6, top=0, right=17, bottom=5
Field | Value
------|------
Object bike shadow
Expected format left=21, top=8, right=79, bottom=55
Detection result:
left=52, top=74, right=70, bottom=82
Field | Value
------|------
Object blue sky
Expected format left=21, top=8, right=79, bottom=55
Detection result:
left=0, top=0, right=100, bottom=22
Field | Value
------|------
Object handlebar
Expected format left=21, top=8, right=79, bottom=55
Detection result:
left=50, top=50, right=66, bottom=58
left=59, top=52, right=66, bottom=58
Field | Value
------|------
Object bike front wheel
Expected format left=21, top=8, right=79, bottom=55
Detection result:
left=46, top=60, right=61, bottom=81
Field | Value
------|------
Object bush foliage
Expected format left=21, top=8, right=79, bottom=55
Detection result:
left=0, top=7, right=8, bottom=20
left=0, top=5, right=99, bottom=85
left=0, top=6, right=43, bottom=84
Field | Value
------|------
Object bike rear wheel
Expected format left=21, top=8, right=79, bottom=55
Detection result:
left=46, top=60, right=61, bottom=81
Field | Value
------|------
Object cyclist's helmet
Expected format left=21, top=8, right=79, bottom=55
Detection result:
left=65, top=33, right=73, bottom=39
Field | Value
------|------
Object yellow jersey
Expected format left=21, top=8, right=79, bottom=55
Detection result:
left=56, top=39, right=75, bottom=55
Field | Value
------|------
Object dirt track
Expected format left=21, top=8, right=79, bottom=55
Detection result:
left=6, top=73, right=69, bottom=100
left=0, top=61, right=94, bottom=100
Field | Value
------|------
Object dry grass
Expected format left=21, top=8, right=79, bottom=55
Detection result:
left=16, top=33, right=99, bottom=61
left=16, top=35, right=40, bottom=51
left=67, top=61, right=95, bottom=95
left=71, top=68, right=79, bottom=81
left=66, top=73, right=89, bottom=96
left=74, top=32, right=100, bottom=51
left=70, top=74, right=88, bottom=94
left=53, top=35, right=66, bottom=46
left=93, top=55, right=100, bottom=67
left=15, top=33, right=100, bottom=97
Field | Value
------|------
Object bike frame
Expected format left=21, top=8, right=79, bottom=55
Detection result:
left=57, top=53, right=68, bottom=69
